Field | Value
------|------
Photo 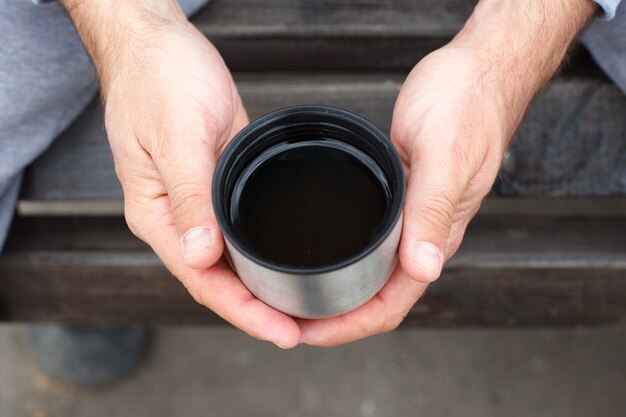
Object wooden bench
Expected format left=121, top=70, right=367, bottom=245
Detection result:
left=1, top=0, right=625, bottom=327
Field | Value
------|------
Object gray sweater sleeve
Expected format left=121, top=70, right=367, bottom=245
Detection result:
left=582, top=2, right=626, bottom=94
left=595, top=0, right=623, bottom=19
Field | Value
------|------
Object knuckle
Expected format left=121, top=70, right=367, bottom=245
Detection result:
left=444, top=234, right=464, bottom=261
left=419, top=192, right=456, bottom=234
left=168, top=181, right=206, bottom=219
left=186, top=284, right=209, bottom=310
left=444, top=213, right=475, bottom=261
left=124, top=204, right=145, bottom=240
left=350, top=314, right=379, bottom=338
left=382, top=313, right=405, bottom=333
left=177, top=274, right=210, bottom=310
left=356, top=320, right=373, bottom=336
left=187, top=284, right=206, bottom=308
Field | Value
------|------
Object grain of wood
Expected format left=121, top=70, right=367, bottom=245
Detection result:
left=192, top=0, right=475, bottom=37
left=21, top=76, right=626, bottom=200
left=1, top=216, right=625, bottom=326
left=188, top=0, right=600, bottom=71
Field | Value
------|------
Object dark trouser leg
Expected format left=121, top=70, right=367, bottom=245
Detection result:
left=28, top=325, right=153, bottom=386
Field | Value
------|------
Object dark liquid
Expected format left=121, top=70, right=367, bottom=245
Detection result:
left=233, top=142, right=390, bottom=268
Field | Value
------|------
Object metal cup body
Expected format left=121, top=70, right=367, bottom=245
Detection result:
left=213, top=105, right=406, bottom=318
left=225, top=213, right=402, bottom=318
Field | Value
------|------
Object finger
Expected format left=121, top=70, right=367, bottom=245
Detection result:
left=142, top=195, right=300, bottom=348
left=150, top=110, right=246, bottom=270
left=298, top=265, right=427, bottom=346
left=399, top=151, right=469, bottom=284
left=192, top=261, right=301, bottom=348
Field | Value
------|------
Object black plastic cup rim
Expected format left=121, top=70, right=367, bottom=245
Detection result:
left=212, top=104, right=406, bottom=275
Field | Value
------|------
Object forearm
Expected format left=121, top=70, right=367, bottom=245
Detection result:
left=59, top=0, right=188, bottom=94
left=452, top=0, right=596, bottom=136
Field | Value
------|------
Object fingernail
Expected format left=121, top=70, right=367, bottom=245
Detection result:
left=180, top=227, right=213, bottom=261
left=273, top=341, right=288, bottom=349
left=412, top=241, right=442, bottom=273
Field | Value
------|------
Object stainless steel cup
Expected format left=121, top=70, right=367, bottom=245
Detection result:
left=213, top=105, right=405, bottom=318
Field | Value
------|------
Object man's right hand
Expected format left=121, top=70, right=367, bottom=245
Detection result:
left=60, top=0, right=301, bottom=348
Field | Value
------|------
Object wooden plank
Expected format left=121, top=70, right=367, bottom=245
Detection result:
left=16, top=197, right=626, bottom=218
left=478, top=197, right=626, bottom=218
left=21, top=75, right=626, bottom=201
left=1, top=215, right=625, bottom=326
left=191, top=0, right=601, bottom=73
left=212, top=37, right=449, bottom=72
left=498, top=83, right=626, bottom=195
left=193, top=0, right=472, bottom=71
left=192, top=0, right=475, bottom=37
left=17, top=199, right=124, bottom=216
left=7, top=216, right=625, bottom=255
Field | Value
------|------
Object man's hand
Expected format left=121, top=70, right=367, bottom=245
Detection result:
left=61, top=0, right=300, bottom=348
left=298, top=0, right=595, bottom=346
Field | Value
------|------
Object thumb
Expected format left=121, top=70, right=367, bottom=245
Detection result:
left=399, top=153, right=466, bottom=283
left=154, top=130, right=223, bottom=270
left=153, top=107, right=248, bottom=270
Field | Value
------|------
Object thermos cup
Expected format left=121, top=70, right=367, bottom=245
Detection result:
left=213, top=105, right=405, bottom=318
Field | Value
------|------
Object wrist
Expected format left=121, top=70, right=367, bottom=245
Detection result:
left=449, top=0, right=596, bottom=137
left=456, top=0, right=596, bottom=73
left=60, top=0, right=189, bottom=95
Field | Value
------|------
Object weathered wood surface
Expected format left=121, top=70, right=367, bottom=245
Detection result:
left=7, top=0, right=625, bottom=329
left=499, top=82, right=626, bottom=196
left=15, top=197, right=626, bottom=217
left=21, top=76, right=626, bottom=201
left=193, top=0, right=472, bottom=71
left=191, top=0, right=600, bottom=73
left=194, top=0, right=474, bottom=36
left=1, top=215, right=625, bottom=326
